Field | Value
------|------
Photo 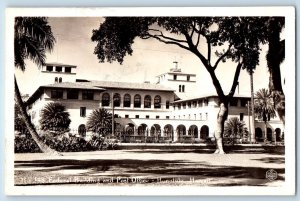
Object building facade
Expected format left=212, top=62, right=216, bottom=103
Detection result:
left=26, top=63, right=284, bottom=143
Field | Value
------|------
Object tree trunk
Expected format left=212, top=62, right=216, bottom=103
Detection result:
left=14, top=75, right=61, bottom=155
left=214, top=102, right=228, bottom=154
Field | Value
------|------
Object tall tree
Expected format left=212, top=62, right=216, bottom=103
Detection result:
left=14, top=17, right=58, bottom=154
left=91, top=17, right=268, bottom=154
left=254, top=88, right=276, bottom=142
left=266, top=17, right=285, bottom=125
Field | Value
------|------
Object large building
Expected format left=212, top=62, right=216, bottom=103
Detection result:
left=26, top=62, right=284, bottom=143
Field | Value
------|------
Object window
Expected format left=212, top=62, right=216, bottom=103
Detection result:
left=59, top=77, right=62, bottom=83
left=146, top=115, right=149, bottom=119
left=123, top=94, right=131, bottom=107
left=65, top=67, right=71, bottom=73
left=182, top=85, right=185, bottom=92
left=187, top=75, right=190, bottom=81
left=206, top=113, right=208, bottom=120
left=240, top=113, right=244, bottom=121
left=82, top=90, right=94, bottom=100
left=102, top=93, right=110, bottom=106
left=193, top=101, right=197, bottom=108
left=230, top=98, right=238, bottom=106
left=134, top=94, right=141, bottom=108
left=67, top=89, right=79, bottom=99
left=188, top=102, right=191, bottom=108
left=46, top=66, right=53, bottom=72
left=80, top=107, right=86, bottom=117
left=188, top=114, right=191, bottom=119
left=125, top=115, right=129, bottom=118
left=78, top=124, right=86, bottom=136
left=179, top=85, right=181, bottom=92
left=54, top=77, right=58, bottom=83
left=51, top=90, right=63, bottom=99
left=194, top=114, right=196, bottom=120
left=183, top=103, right=186, bottom=109
left=204, top=99, right=208, bottom=106
left=113, top=93, right=121, bottom=107
left=200, top=113, right=202, bottom=120
left=56, top=66, right=62, bottom=72
left=173, top=75, right=177, bottom=80
left=166, top=116, right=170, bottom=119
left=135, top=115, right=139, bottom=119
left=156, top=116, right=160, bottom=119
left=241, top=99, right=248, bottom=107
left=154, top=95, right=161, bottom=108
left=166, top=101, right=170, bottom=109
left=178, top=104, right=181, bottom=110
left=144, top=95, right=151, bottom=108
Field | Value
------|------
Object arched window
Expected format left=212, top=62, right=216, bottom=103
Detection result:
left=102, top=93, right=110, bottom=106
left=182, top=85, right=185, bottom=92
left=123, top=94, right=131, bottom=107
left=154, top=95, right=161, bottom=108
left=59, top=77, right=62, bottom=83
left=134, top=94, right=141, bottom=108
left=55, top=77, right=58, bottom=83
left=144, top=95, right=151, bottom=108
left=113, top=93, right=121, bottom=107
left=179, top=85, right=181, bottom=92
left=78, top=124, right=86, bottom=137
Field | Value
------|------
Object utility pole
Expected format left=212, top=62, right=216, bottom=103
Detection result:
left=247, top=100, right=251, bottom=142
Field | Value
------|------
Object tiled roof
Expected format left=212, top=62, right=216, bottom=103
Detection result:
left=173, top=93, right=251, bottom=103
left=42, top=82, right=105, bottom=91
left=45, top=62, right=76, bottom=67
left=77, top=80, right=174, bottom=92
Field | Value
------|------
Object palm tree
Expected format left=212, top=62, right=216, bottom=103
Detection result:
left=224, top=117, right=248, bottom=145
left=14, top=17, right=57, bottom=154
left=86, top=108, right=113, bottom=136
left=254, top=88, right=276, bottom=142
left=39, top=103, right=71, bottom=134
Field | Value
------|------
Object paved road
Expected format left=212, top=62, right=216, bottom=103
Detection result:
left=14, top=149, right=285, bottom=186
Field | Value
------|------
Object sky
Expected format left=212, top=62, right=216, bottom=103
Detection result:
left=15, top=17, right=286, bottom=97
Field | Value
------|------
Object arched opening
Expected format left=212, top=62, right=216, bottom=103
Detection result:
left=154, top=95, right=161, bottom=108
left=267, top=127, right=273, bottom=141
left=189, top=125, right=198, bottom=138
left=149, top=124, right=161, bottom=143
left=144, top=95, right=151, bottom=108
left=134, top=94, right=141, bottom=108
left=124, top=123, right=134, bottom=143
left=123, top=94, right=131, bottom=107
left=164, top=124, right=174, bottom=141
left=200, top=125, right=209, bottom=140
left=102, top=93, right=110, bottom=107
left=78, top=124, right=86, bottom=137
left=275, top=128, right=281, bottom=141
left=113, top=93, right=121, bottom=107
left=137, top=124, right=147, bottom=136
left=255, top=127, right=263, bottom=142
left=176, top=124, right=186, bottom=141
left=59, top=77, right=62, bottom=83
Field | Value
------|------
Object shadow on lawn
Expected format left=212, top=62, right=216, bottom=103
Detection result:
left=15, top=158, right=285, bottom=186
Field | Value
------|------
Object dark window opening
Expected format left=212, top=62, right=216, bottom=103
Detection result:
left=146, top=115, right=149, bottom=119
left=240, top=113, right=244, bottom=121
left=82, top=90, right=94, bottom=100
left=102, top=93, right=110, bottom=106
left=156, top=116, right=160, bottom=119
left=59, top=77, right=62, bottom=83
left=187, top=75, right=190, bottom=81
left=154, top=95, right=161, bottom=108
left=67, top=89, right=79, bottom=99
left=173, top=75, right=177, bottom=80
left=56, top=66, right=62, bottom=72
left=54, top=77, right=58, bottom=83
left=123, top=94, right=131, bottom=107
left=144, top=95, right=151, bottom=108
left=46, top=66, right=53, bottom=72
left=182, top=85, right=185, bottom=92
left=125, top=115, right=129, bottom=118
left=179, top=85, right=181, bottom=92
left=113, top=93, right=121, bottom=107
left=80, top=107, right=86, bottom=117
left=65, top=67, right=72, bottom=73
left=51, top=90, right=63, bottom=99
left=134, top=95, right=141, bottom=108
left=230, top=98, right=238, bottom=106
left=241, top=99, right=248, bottom=107
left=135, top=115, right=139, bottom=119
left=166, top=116, right=170, bottom=119
left=166, top=101, right=170, bottom=109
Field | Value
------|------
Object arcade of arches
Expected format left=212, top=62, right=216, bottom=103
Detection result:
left=116, top=123, right=210, bottom=142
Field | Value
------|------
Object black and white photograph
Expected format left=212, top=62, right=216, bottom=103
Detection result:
left=5, top=7, right=295, bottom=195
